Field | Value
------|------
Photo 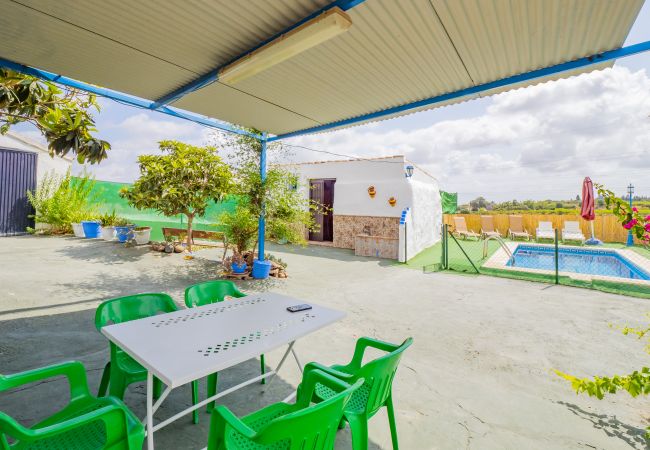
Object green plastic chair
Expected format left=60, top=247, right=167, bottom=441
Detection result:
left=185, top=280, right=266, bottom=415
left=0, top=360, right=144, bottom=449
left=207, top=368, right=364, bottom=450
left=95, top=293, right=200, bottom=424
left=305, top=337, right=413, bottom=450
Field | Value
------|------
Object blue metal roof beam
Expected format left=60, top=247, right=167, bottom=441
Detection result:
left=0, top=57, right=261, bottom=139
left=268, top=39, right=650, bottom=142
left=152, top=0, right=367, bottom=108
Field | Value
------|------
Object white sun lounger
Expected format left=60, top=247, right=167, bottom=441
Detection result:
left=562, top=221, right=585, bottom=244
left=536, top=221, right=555, bottom=241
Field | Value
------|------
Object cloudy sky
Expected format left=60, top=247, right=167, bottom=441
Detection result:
left=15, top=3, right=650, bottom=203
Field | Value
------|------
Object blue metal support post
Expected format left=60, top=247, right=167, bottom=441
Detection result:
left=258, top=133, right=268, bottom=259
left=252, top=133, right=272, bottom=279
left=626, top=183, right=635, bottom=246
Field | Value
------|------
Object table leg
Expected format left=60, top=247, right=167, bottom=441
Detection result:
left=291, top=347, right=303, bottom=373
left=265, top=341, right=295, bottom=386
left=146, top=372, right=155, bottom=450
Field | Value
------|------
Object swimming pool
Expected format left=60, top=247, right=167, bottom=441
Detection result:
left=507, top=245, right=650, bottom=281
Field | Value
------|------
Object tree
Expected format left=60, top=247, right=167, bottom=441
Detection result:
left=0, top=69, right=110, bottom=163
left=214, top=129, right=317, bottom=257
left=469, top=196, right=488, bottom=211
left=120, top=141, right=233, bottom=251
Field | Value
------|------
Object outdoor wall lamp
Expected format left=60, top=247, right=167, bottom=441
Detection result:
left=405, top=165, right=414, bottom=178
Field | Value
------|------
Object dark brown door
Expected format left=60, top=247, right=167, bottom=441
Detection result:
left=309, top=179, right=335, bottom=241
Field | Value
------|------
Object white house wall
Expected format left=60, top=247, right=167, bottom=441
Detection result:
left=407, top=177, right=442, bottom=260
left=0, top=133, right=72, bottom=182
left=285, top=156, right=442, bottom=260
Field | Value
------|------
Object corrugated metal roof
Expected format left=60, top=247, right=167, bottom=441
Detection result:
left=0, top=0, right=644, bottom=136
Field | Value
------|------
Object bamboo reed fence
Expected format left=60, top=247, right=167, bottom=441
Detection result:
left=443, top=213, right=642, bottom=244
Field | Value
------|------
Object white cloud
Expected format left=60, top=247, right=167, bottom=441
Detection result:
left=75, top=112, right=210, bottom=182
left=285, top=66, right=650, bottom=202
left=73, top=66, right=650, bottom=202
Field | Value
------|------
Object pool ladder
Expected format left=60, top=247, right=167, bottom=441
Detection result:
left=483, top=235, right=515, bottom=264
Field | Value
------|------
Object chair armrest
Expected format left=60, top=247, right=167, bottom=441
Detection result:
left=296, top=368, right=354, bottom=408
left=0, top=404, right=128, bottom=443
left=208, top=405, right=257, bottom=449
left=0, top=361, right=90, bottom=401
left=345, top=337, right=402, bottom=370
left=303, top=362, right=354, bottom=381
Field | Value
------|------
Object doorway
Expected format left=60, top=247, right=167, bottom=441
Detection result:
left=309, top=179, right=335, bottom=242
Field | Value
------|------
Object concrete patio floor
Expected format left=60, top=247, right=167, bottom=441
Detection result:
left=0, top=235, right=648, bottom=449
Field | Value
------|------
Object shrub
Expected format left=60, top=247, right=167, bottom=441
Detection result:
left=219, top=205, right=259, bottom=255
left=27, top=170, right=97, bottom=234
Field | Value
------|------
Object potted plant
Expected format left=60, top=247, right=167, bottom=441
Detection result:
left=70, top=211, right=94, bottom=238
left=98, top=210, right=120, bottom=241
left=132, top=226, right=152, bottom=245
left=230, top=253, right=248, bottom=274
left=114, top=218, right=135, bottom=243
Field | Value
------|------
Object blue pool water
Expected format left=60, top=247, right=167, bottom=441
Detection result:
left=507, top=245, right=650, bottom=281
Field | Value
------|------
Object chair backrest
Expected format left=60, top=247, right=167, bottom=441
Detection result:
left=453, top=216, right=468, bottom=232
left=184, top=280, right=246, bottom=308
left=480, top=215, right=494, bottom=231
left=95, top=293, right=178, bottom=330
left=208, top=370, right=363, bottom=450
left=256, top=371, right=363, bottom=450
left=537, top=221, right=553, bottom=231
left=355, top=338, right=413, bottom=417
left=564, top=221, right=581, bottom=233
left=509, top=215, right=524, bottom=232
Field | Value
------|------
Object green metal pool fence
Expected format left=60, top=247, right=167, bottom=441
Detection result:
left=421, top=224, right=650, bottom=299
left=89, top=179, right=237, bottom=242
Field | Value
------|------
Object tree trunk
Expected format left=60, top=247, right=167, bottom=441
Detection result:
left=186, top=213, right=194, bottom=252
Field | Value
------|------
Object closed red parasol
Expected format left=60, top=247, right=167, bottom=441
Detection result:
left=581, top=177, right=600, bottom=244
left=581, top=177, right=595, bottom=221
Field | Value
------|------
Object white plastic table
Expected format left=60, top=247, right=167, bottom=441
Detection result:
left=100, top=292, right=345, bottom=450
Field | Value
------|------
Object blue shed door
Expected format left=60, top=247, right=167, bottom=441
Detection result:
left=0, top=148, right=37, bottom=236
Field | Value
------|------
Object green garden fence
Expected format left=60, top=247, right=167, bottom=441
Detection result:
left=90, top=179, right=237, bottom=242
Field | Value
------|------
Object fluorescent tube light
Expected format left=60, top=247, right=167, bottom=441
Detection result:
left=218, top=7, right=352, bottom=85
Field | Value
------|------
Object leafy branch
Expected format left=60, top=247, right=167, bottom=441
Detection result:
left=596, top=183, right=650, bottom=245
left=554, top=312, right=649, bottom=438
left=0, top=69, right=110, bottom=163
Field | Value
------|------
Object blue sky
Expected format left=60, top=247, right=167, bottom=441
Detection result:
left=15, top=2, right=650, bottom=203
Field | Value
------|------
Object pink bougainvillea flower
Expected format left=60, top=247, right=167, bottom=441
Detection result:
left=632, top=207, right=638, bottom=212
left=646, top=223, right=650, bottom=232
left=623, top=219, right=638, bottom=230
left=646, top=215, right=650, bottom=221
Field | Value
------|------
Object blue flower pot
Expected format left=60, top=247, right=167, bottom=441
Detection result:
left=252, top=259, right=272, bottom=279
left=81, top=221, right=101, bottom=239
left=231, top=262, right=248, bottom=274
left=115, top=225, right=135, bottom=243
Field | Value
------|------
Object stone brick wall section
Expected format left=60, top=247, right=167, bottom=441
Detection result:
left=333, top=215, right=399, bottom=249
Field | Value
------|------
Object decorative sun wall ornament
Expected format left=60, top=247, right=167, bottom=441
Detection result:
left=367, top=186, right=376, bottom=198
left=388, top=196, right=397, bottom=207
